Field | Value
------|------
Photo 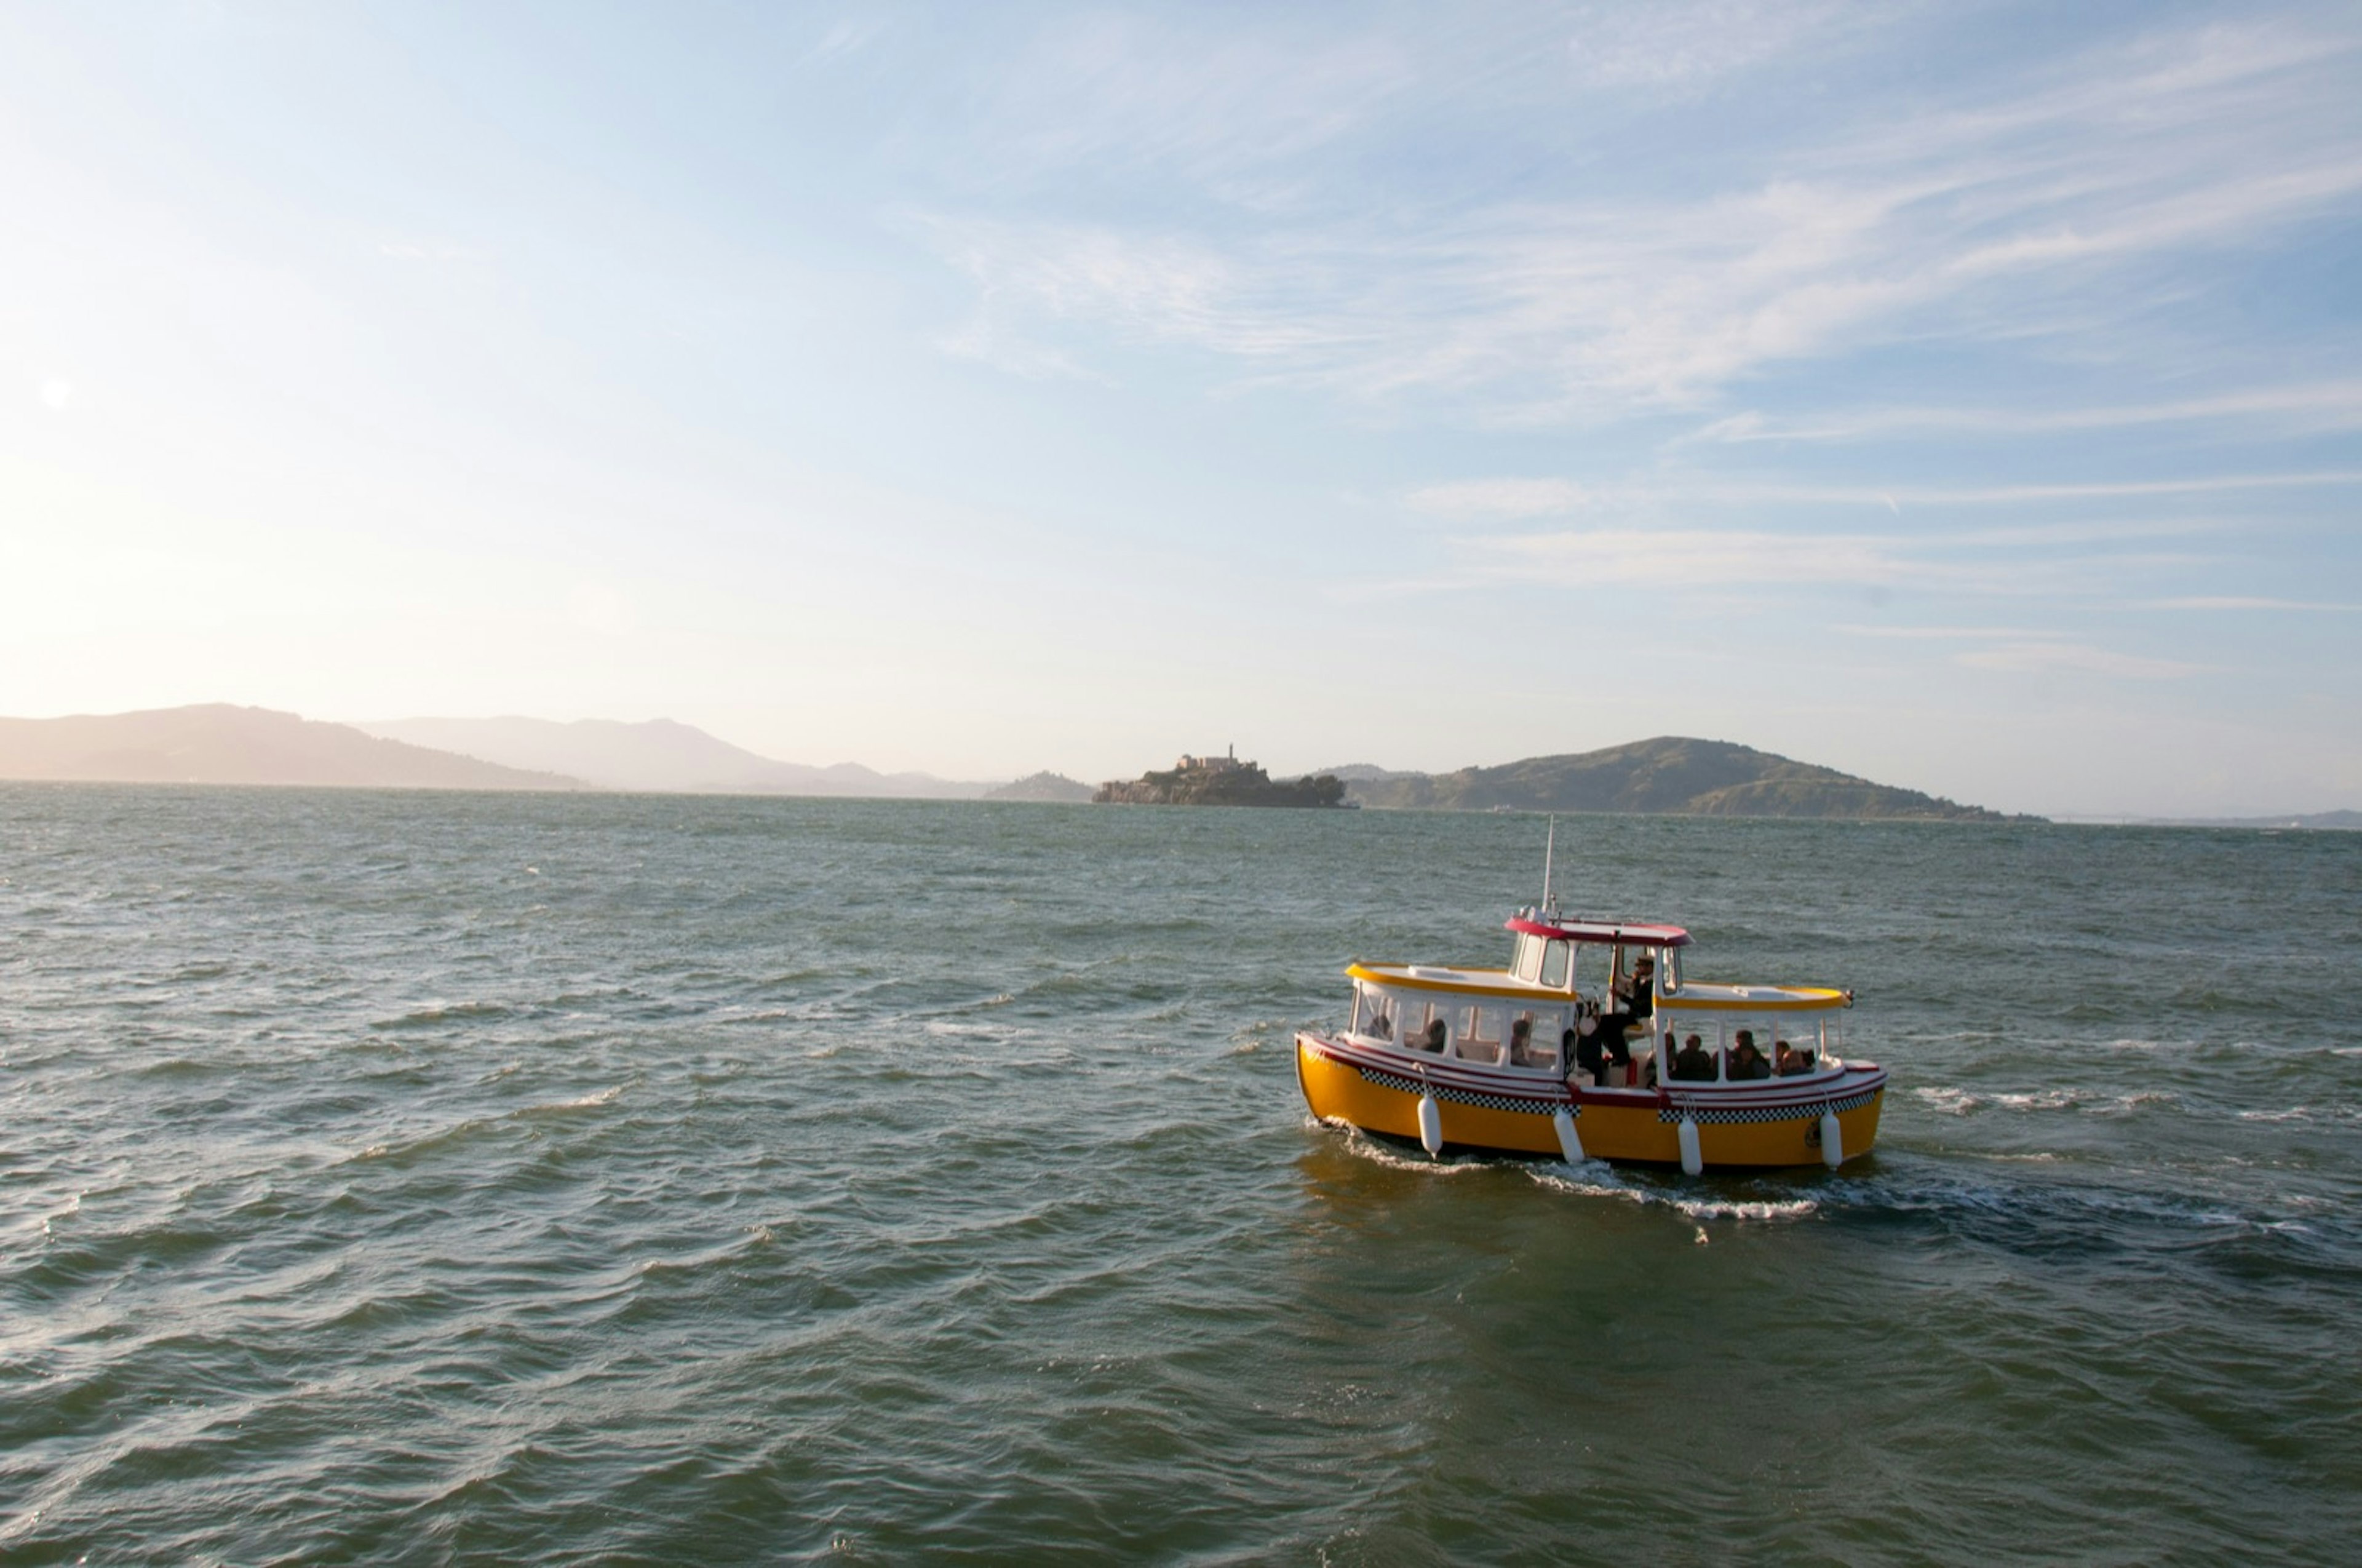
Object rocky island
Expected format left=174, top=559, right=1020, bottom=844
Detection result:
left=1096, top=749, right=1347, bottom=808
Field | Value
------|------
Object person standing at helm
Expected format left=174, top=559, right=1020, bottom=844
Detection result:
left=1613, top=954, right=1656, bottom=1022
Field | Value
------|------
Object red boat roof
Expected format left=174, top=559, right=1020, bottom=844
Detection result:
left=1506, top=914, right=1693, bottom=947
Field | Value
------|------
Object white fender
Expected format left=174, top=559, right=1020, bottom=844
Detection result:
left=1819, top=1110, right=1843, bottom=1169
left=1677, top=1116, right=1703, bottom=1176
left=1552, top=1108, right=1584, bottom=1165
left=1417, top=1094, right=1443, bottom=1157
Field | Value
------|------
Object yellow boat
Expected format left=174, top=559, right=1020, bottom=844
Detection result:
left=1295, top=907, right=1884, bottom=1171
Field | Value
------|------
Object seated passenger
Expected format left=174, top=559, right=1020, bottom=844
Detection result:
left=1367, top=1010, right=1393, bottom=1042
left=1643, top=1032, right=1673, bottom=1088
left=1727, top=1029, right=1772, bottom=1080
left=1421, top=1018, right=1448, bottom=1053
left=1671, top=1033, right=1716, bottom=1081
left=1507, top=1017, right=1533, bottom=1066
left=1775, top=1039, right=1814, bottom=1077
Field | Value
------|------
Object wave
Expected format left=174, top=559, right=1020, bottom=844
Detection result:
left=368, top=1000, right=517, bottom=1031
left=1314, top=1121, right=1492, bottom=1177
left=1912, top=1085, right=2177, bottom=1116
left=1525, top=1164, right=1821, bottom=1224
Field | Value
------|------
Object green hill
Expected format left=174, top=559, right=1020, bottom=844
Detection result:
left=1345, top=738, right=2021, bottom=821
left=985, top=771, right=1095, bottom=802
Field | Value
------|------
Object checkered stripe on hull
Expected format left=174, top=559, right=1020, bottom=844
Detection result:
left=1656, top=1086, right=1883, bottom=1125
left=1351, top=1061, right=1566, bottom=1116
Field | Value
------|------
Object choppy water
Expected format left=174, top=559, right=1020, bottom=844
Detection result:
left=2, top=786, right=2357, bottom=1564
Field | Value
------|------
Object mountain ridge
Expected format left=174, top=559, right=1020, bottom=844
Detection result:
left=985, top=771, right=1095, bottom=803
left=0, top=706, right=583, bottom=790
left=1329, top=737, right=2032, bottom=821
left=356, top=715, right=991, bottom=798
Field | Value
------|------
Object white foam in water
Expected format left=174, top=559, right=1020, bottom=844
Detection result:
left=1318, top=1120, right=1490, bottom=1176
left=523, top=1084, right=623, bottom=1113
left=1915, top=1086, right=2177, bottom=1116
left=1525, top=1163, right=1819, bottom=1224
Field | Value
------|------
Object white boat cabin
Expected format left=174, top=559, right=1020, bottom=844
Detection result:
left=1343, top=910, right=1850, bottom=1087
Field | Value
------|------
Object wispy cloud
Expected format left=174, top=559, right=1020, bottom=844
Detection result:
left=1406, top=472, right=2362, bottom=518
left=1405, top=478, right=1589, bottom=518
left=1834, top=623, right=2057, bottom=640
left=1688, top=381, right=2362, bottom=444
left=1460, top=526, right=1915, bottom=588
left=924, top=18, right=2362, bottom=413
left=1562, top=1, right=1864, bottom=92
left=1836, top=623, right=2209, bottom=678
left=1954, top=641, right=2201, bottom=679
left=2150, top=595, right=2362, bottom=611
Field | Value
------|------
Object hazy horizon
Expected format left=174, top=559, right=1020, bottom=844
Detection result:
left=6, top=4, right=2359, bottom=817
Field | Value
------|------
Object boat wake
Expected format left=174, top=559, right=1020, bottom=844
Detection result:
left=1526, top=1163, right=1821, bottom=1223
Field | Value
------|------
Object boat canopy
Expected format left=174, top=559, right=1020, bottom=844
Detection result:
left=1345, top=961, right=1537, bottom=999
left=1506, top=913, right=1692, bottom=948
left=1657, top=982, right=1850, bottom=1013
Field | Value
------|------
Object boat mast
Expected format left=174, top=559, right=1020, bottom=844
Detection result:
left=1541, top=815, right=1557, bottom=914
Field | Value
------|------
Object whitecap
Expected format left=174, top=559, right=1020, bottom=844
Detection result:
left=519, top=1084, right=622, bottom=1115
left=1316, top=1120, right=1490, bottom=1176
left=1525, top=1164, right=1818, bottom=1223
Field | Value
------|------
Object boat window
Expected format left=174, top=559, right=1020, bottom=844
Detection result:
left=1509, top=1007, right=1566, bottom=1068
left=1661, top=1019, right=1727, bottom=1082
left=1571, top=942, right=1605, bottom=1000
left=1513, top=935, right=1543, bottom=983
left=1457, top=1004, right=1505, bottom=1062
left=1720, top=1019, right=1775, bottom=1081
left=1539, top=939, right=1569, bottom=989
left=1352, top=985, right=1398, bottom=1043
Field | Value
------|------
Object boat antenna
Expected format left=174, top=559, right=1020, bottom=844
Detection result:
left=1541, top=815, right=1557, bottom=914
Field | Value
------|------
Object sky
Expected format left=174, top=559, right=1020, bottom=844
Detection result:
left=3, top=1, right=2359, bottom=816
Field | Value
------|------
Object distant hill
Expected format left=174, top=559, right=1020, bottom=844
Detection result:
left=985, top=771, right=1094, bottom=802
left=0, top=705, right=582, bottom=790
left=357, top=716, right=991, bottom=798
left=1313, top=762, right=1430, bottom=785
left=1345, top=737, right=2025, bottom=821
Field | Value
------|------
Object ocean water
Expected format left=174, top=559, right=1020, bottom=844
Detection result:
left=2, top=786, right=2357, bottom=1565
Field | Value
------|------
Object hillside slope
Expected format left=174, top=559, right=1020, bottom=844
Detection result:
left=1346, top=738, right=2019, bottom=821
left=985, top=771, right=1095, bottom=802
left=0, top=706, right=583, bottom=790
left=357, top=716, right=990, bottom=798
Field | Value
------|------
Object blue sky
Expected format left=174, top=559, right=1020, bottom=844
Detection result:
left=3, top=1, right=2358, bottom=815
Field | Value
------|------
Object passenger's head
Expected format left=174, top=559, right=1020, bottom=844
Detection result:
left=1425, top=1019, right=1447, bottom=1047
left=1735, top=1029, right=1754, bottom=1048
left=1511, top=1018, right=1530, bottom=1040
left=1685, top=1033, right=1702, bottom=1050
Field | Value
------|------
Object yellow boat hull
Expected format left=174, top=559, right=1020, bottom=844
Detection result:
left=1295, top=1032, right=1884, bottom=1169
